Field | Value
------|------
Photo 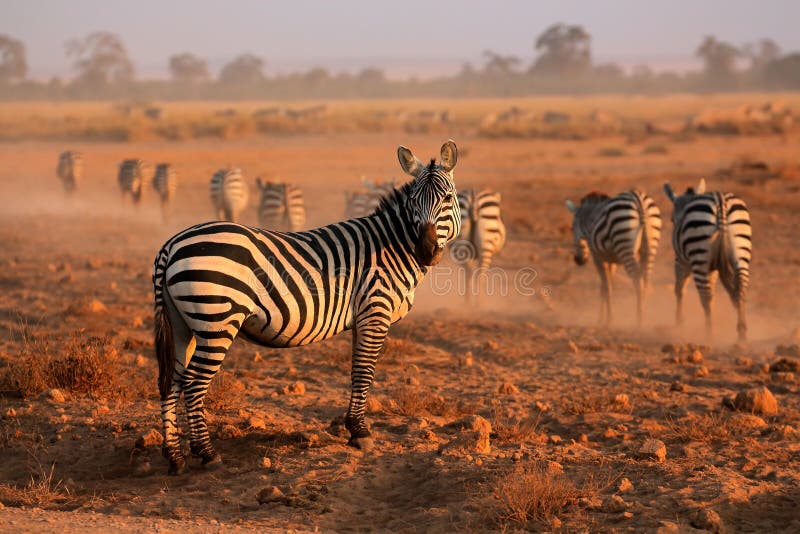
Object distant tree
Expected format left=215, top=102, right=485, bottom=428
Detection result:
left=743, top=38, right=781, bottom=71
left=303, top=67, right=330, bottom=87
left=482, top=50, right=521, bottom=76
left=169, top=53, right=209, bottom=83
left=764, top=53, right=800, bottom=89
left=65, top=32, right=134, bottom=86
left=219, top=54, right=264, bottom=84
left=0, top=34, right=28, bottom=83
left=695, top=35, right=740, bottom=86
left=356, top=67, right=385, bottom=84
left=531, top=23, right=591, bottom=76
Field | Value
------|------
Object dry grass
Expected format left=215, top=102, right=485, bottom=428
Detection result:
left=0, top=447, right=73, bottom=508
left=388, top=385, right=475, bottom=418
left=562, top=393, right=633, bottom=415
left=596, top=146, right=626, bottom=157
left=205, top=369, right=246, bottom=411
left=663, top=412, right=760, bottom=443
left=491, top=410, right=543, bottom=443
left=0, top=325, right=149, bottom=401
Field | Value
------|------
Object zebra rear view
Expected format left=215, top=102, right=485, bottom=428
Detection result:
left=565, top=190, right=661, bottom=326
left=255, top=179, right=306, bottom=231
left=152, top=163, right=178, bottom=221
left=118, top=159, right=146, bottom=204
left=209, top=168, right=249, bottom=222
left=663, top=179, right=752, bottom=342
left=57, top=151, right=82, bottom=194
left=153, top=140, right=462, bottom=475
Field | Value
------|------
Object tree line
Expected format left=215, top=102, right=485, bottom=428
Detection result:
left=1, top=24, right=799, bottom=100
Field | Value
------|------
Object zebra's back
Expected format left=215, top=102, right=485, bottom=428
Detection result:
left=57, top=151, right=82, bottom=193
left=210, top=168, right=248, bottom=221
left=118, top=159, right=145, bottom=203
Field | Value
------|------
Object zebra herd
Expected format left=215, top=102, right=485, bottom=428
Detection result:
left=148, top=139, right=753, bottom=474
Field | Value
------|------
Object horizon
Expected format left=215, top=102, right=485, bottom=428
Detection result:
left=1, top=0, right=797, bottom=80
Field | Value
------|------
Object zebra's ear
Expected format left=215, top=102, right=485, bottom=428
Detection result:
left=397, top=146, right=424, bottom=177
left=440, top=140, right=458, bottom=173
left=696, top=178, right=706, bottom=194
left=565, top=200, right=577, bottom=213
left=663, top=182, right=675, bottom=203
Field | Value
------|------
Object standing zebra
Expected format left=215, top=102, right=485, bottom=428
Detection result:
left=209, top=168, right=249, bottom=222
left=152, top=163, right=178, bottom=221
left=153, top=141, right=461, bottom=474
left=118, top=159, right=146, bottom=205
left=255, top=179, right=306, bottom=231
left=663, top=179, right=751, bottom=341
left=565, top=190, right=661, bottom=326
left=344, top=178, right=397, bottom=218
left=451, top=188, right=506, bottom=298
left=57, top=151, right=82, bottom=194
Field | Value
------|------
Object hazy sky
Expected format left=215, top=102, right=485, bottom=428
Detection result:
left=2, top=0, right=797, bottom=78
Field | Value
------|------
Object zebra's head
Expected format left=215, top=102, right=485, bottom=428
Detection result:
left=565, top=191, right=610, bottom=266
left=397, top=140, right=461, bottom=266
left=663, top=178, right=706, bottom=220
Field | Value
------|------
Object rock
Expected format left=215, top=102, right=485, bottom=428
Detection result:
left=460, top=352, right=474, bottom=367
left=282, top=381, right=305, bottom=395
left=498, top=382, right=519, bottom=395
left=731, top=386, right=778, bottom=415
left=365, top=396, right=383, bottom=413
left=661, top=343, right=678, bottom=353
left=735, top=357, right=753, bottom=367
left=130, top=316, right=144, bottom=328
left=549, top=434, right=562, bottom=444
left=485, top=340, right=498, bottom=351
left=445, top=415, right=492, bottom=435
left=405, top=376, right=420, bottom=386
left=639, top=439, right=667, bottom=462
left=5, top=408, right=17, bottom=418
left=656, top=521, right=681, bottom=534
left=690, top=508, right=725, bottom=533
left=695, top=365, right=709, bottom=377
left=687, top=349, right=704, bottom=363
left=438, top=430, right=490, bottom=456
left=670, top=381, right=687, bottom=392
left=248, top=415, right=267, bottom=430
left=135, top=429, right=164, bottom=449
left=769, top=357, right=800, bottom=373
left=618, top=477, right=634, bottom=493
left=134, top=354, right=148, bottom=367
left=253, top=352, right=263, bottom=362
left=771, top=372, right=795, bottom=383
left=88, top=299, right=107, bottom=313
left=257, top=486, right=287, bottom=505
left=419, top=429, right=437, bottom=441
left=260, top=457, right=272, bottom=469
left=614, top=393, right=630, bottom=406
left=42, top=389, right=65, bottom=403
left=602, top=495, right=627, bottom=513
left=568, top=340, right=580, bottom=354
left=217, top=424, right=243, bottom=440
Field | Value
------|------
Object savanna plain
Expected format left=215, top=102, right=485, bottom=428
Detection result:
left=1, top=95, right=799, bottom=532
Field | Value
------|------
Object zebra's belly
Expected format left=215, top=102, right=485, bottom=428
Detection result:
left=239, top=313, right=350, bottom=348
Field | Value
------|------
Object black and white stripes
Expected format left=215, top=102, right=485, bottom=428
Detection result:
left=118, top=159, right=146, bottom=204
left=209, top=168, right=249, bottom=222
left=256, top=179, right=306, bottom=231
left=152, top=163, right=178, bottom=220
left=663, top=179, right=752, bottom=341
left=152, top=141, right=461, bottom=474
left=566, top=190, right=661, bottom=325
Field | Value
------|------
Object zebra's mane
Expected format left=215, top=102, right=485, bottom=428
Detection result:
left=374, top=180, right=414, bottom=216
left=579, top=191, right=610, bottom=205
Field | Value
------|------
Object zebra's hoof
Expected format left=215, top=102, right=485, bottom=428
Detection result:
left=348, top=436, right=374, bottom=452
left=202, top=453, right=223, bottom=469
left=167, top=458, right=189, bottom=476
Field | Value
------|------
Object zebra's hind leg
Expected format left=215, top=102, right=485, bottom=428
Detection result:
left=720, top=269, right=747, bottom=342
left=693, top=269, right=718, bottom=341
left=182, top=331, right=235, bottom=468
left=345, top=319, right=390, bottom=452
left=674, top=261, right=691, bottom=327
left=594, top=260, right=613, bottom=325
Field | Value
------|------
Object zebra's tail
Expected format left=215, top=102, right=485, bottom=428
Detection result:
left=634, top=191, right=659, bottom=288
left=153, top=250, right=175, bottom=400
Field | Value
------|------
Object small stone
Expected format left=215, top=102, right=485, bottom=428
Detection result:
left=639, top=438, right=667, bottom=462
left=461, top=352, right=474, bottom=367
left=602, top=494, right=627, bottom=513
left=217, top=424, right=243, bottom=440
left=771, top=371, right=795, bottom=383
left=135, top=429, right=164, bottom=449
left=131, top=316, right=144, bottom=328
left=419, top=429, right=437, bottom=441
left=551, top=517, right=562, bottom=529
left=498, top=382, right=519, bottom=395
left=687, top=349, right=703, bottom=363
left=731, top=386, right=779, bottom=415
left=282, top=381, right=305, bottom=395
left=661, top=343, right=678, bottom=354
left=260, top=457, right=272, bottom=469
left=567, top=340, right=580, bottom=354
left=690, top=508, right=725, bottom=533
left=485, top=340, right=498, bottom=351
left=578, top=433, right=588, bottom=443
left=614, top=393, right=630, bottom=406
left=5, top=408, right=17, bottom=418
left=618, top=477, right=634, bottom=493
left=42, top=389, right=65, bottom=403
left=88, top=299, right=107, bottom=313
left=695, top=365, right=709, bottom=377
left=366, top=396, right=383, bottom=413
left=253, top=352, right=263, bottom=362
left=248, top=415, right=267, bottom=430
left=670, top=381, right=687, bottom=392
left=257, top=486, right=286, bottom=505
left=445, top=415, right=492, bottom=435
left=438, top=431, right=490, bottom=455
left=549, top=434, right=562, bottom=444
left=769, top=357, right=800, bottom=373
left=735, top=357, right=753, bottom=367
left=134, top=354, right=148, bottom=367
left=603, top=428, right=619, bottom=439
left=405, top=376, right=420, bottom=386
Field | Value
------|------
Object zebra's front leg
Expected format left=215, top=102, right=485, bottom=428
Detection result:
left=594, top=260, right=612, bottom=325
left=694, top=269, right=717, bottom=341
left=345, top=319, right=390, bottom=452
left=674, top=261, right=690, bottom=327
left=634, top=274, right=644, bottom=328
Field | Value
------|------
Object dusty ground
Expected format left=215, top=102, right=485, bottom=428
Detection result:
left=0, top=126, right=799, bottom=532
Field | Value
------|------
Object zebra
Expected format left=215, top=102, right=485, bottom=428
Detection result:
left=663, top=178, right=752, bottom=342
left=450, top=188, right=506, bottom=298
left=152, top=163, right=178, bottom=221
left=565, top=190, right=661, bottom=326
left=152, top=141, right=461, bottom=474
left=118, top=159, right=146, bottom=204
left=56, top=151, right=82, bottom=194
left=255, top=179, right=306, bottom=231
left=344, top=178, right=397, bottom=218
left=209, top=168, right=249, bottom=222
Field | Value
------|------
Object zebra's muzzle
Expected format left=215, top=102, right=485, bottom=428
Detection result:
left=416, top=223, right=444, bottom=266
